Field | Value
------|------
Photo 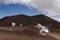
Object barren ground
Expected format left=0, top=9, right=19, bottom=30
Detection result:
left=0, top=27, right=58, bottom=40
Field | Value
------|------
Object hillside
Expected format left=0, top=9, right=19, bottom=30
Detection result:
left=0, top=14, right=60, bottom=32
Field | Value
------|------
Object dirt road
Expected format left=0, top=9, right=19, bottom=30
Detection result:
left=0, top=27, right=58, bottom=40
left=0, top=32, right=57, bottom=40
left=48, top=32, right=60, bottom=40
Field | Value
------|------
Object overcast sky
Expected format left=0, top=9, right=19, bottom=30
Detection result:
left=0, top=0, right=60, bottom=22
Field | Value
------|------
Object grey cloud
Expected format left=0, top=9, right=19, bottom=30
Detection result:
left=30, top=0, right=60, bottom=16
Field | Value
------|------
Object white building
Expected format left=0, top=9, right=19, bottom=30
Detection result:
left=12, top=22, right=16, bottom=27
